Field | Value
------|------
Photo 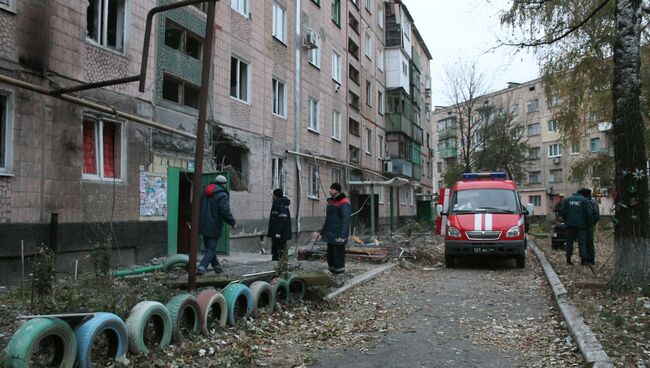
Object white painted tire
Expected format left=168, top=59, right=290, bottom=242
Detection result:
left=249, top=281, right=276, bottom=317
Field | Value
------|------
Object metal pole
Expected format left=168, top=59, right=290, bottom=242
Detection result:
left=370, top=183, right=376, bottom=238
left=188, top=1, right=217, bottom=291
left=390, top=187, right=395, bottom=233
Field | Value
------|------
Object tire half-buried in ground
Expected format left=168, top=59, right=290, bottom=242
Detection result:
left=222, top=283, right=253, bottom=326
left=196, top=288, right=227, bottom=336
left=4, top=317, right=77, bottom=368
left=125, top=301, right=172, bottom=356
left=166, top=294, right=201, bottom=343
left=248, top=281, right=276, bottom=317
left=287, top=274, right=306, bottom=304
left=162, top=254, right=190, bottom=272
left=270, top=277, right=290, bottom=306
left=74, top=312, right=129, bottom=368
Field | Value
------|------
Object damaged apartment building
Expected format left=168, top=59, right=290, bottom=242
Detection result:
left=0, top=0, right=433, bottom=283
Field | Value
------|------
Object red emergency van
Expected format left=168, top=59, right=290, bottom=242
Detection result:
left=436, top=172, right=534, bottom=268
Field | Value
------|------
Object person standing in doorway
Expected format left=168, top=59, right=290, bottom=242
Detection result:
left=559, top=189, right=593, bottom=265
left=197, top=175, right=236, bottom=275
left=314, top=183, right=351, bottom=285
left=267, top=188, right=292, bottom=261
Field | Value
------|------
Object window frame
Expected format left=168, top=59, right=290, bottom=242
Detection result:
left=364, top=32, right=373, bottom=59
left=528, top=146, right=540, bottom=160
left=164, top=19, right=203, bottom=60
left=547, top=119, right=558, bottom=132
left=308, top=97, right=320, bottom=133
left=230, top=0, right=250, bottom=18
left=377, top=47, right=384, bottom=71
left=528, top=171, right=541, bottom=184
left=161, top=74, right=201, bottom=109
left=548, top=143, right=563, bottom=157
left=86, top=0, right=126, bottom=52
left=0, top=90, right=14, bottom=175
left=82, top=116, right=126, bottom=182
left=331, top=50, right=342, bottom=83
left=377, top=90, right=384, bottom=114
left=331, top=168, right=342, bottom=185
left=272, top=2, right=287, bottom=44
left=364, top=0, right=372, bottom=13
left=272, top=78, right=287, bottom=118
left=365, top=127, right=372, bottom=154
left=331, top=0, right=341, bottom=26
left=527, top=122, right=540, bottom=137
left=570, top=142, right=581, bottom=155
left=271, top=157, right=286, bottom=192
left=365, top=80, right=372, bottom=107
left=526, top=98, right=540, bottom=113
left=378, top=3, right=384, bottom=29
left=0, top=0, right=16, bottom=13
left=590, top=137, right=601, bottom=152
left=308, top=164, right=320, bottom=199
left=332, top=110, right=342, bottom=141
left=307, top=30, right=321, bottom=68
left=378, top=135, right=385, bottom=159
left=529, top=195, right=542, bottom=207
left=549, top=168, right=563, bottom=183
left=230, top=56, right=251, bottom=103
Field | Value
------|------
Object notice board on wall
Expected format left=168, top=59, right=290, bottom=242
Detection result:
left=140, top=172, right=167, bottom=217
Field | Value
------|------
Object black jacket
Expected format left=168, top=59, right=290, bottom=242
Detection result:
left=320, top=192, right=352, bottom=244
left=198, top=183, right=236, bottom=239
left=267, top=196, right=292, bottom=241
left=559, top=192, right=593, bottom=230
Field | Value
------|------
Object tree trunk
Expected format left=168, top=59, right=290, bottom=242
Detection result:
left=611, top=0, right=650, bottom=290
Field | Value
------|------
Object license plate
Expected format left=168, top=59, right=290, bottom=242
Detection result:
left=473, top=248, right=491, bottom=253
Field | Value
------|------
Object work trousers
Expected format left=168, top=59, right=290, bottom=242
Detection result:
left=566, top=228, right=587, bottom=262
left=199, top=236, right=221, bottom=271
left=327, top=243, right=346, bottom=274
left=271, top=238, right=287, bottom=261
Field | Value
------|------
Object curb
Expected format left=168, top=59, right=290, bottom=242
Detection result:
left=323, top=263, right=397, bottom=301
left=528, top=238, right=614, bottom=368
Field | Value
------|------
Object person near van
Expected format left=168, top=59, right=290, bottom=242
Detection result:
left=197, top=175, right=236, bottom=275
left=577, top=188, right=600, bottom=266
left=267, top=188, right=292, bottom=261
left=314, top=183, right=351, bottom=284
left=559, top=189, right=593, bottom=265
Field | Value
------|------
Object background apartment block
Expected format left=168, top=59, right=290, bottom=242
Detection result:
left=0, top=0, right=433, bottom=283
left=432, top=78, right=613, bottom=218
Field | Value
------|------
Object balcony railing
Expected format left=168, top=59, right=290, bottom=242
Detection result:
left=439, top=148, right=458, bottom=159
left=385, top=114, right=412, bottom=137
left=411, top=143, right=422, bottom=165
left=412, top=124, right=423, bottom=145
left=438, top=128, right=457, bottom=140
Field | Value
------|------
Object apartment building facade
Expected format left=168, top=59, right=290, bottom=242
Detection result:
left=0, top=0, right=433, bottom=281
left=432, top=78, right=613, bottom=218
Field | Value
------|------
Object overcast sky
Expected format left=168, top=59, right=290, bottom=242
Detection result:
left=401, top=0, right=540, bottom=107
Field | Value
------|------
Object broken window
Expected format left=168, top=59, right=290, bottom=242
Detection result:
left=162, top=75, right=200, bottom=109
left=82, top=116, right=123, bottom=180
left=165, top=19, right=203, bottom=60
left=86, top=0, right=125, bottom=51
left=230, top=57, right=250, bottom=102
left=349, top=145, right=360, bottom=163
left=308, top=164, right=319, bottom=198
left=272, top=78, right=286, bottom=117
left=272, top=158, right=286, bottom=191
left=212, top=127, right=249, bottom=191
left=349, top=118, right=360, bottom=137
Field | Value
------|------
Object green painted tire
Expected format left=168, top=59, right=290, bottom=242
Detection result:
left=222, top=283, right=253, bottom=326
left=270, top=278, right=290, bottom=305
left=165, top=294, right=200, bottom=343
left=287, top=274, right=306, bottom=304
left=162, top=254, right=189, bottom=272
left=125, top=301, right=172, bottom=356
left=4, top=317, right=77, bottom=368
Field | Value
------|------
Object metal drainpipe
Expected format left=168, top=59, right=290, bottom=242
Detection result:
left=294, top=0, right=303, bottom=235
left=344, top=0, right=350, bottom=188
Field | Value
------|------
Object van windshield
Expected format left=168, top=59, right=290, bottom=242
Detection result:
left=451, top=189, right=519, bottom=214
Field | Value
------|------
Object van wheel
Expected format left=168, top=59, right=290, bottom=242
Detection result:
left=445, top=255, right=455, bottom=268
left=516, top=255, right=526, bottom=268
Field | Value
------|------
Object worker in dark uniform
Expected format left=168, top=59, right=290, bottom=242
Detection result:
left=314, top=183, right=352, bottom=285
left=577, top=188, right=599, bottom=266
left=559, top=189, right=593, bottom=265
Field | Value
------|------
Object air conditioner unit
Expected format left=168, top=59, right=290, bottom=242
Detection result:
left=382, top=161, right=393, bottom=173
left=552, top=157, right=561, bottom=164
left=302, top=33, right=317, bottom=49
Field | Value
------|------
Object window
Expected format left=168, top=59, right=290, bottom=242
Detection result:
left=528, top=171, right=541, bottom=184
left=377, top=91, right=384, bottom=114
left=378, top=187, right=384, bottom=204
left=378, top=4, right=384, bottom=29
left=349, top=64, right=360, bottom=84
left=0, top=0, right=15, bottom=12
left=350, top=91, right=360, bottom=110
left=312, top=0, right=320, bottom=5
left=349, top=118, right=360, bottom=136
left=365, top=80, right=372, bottom=106
left=308, top=164, right=320, bottom=198
left=526, top=98, right=539, bottom=112
left=590, top=137, right=601, bottom=152
left=511, top=103, right=519, bottom=117
left=377, top=47, right=384, bottom=71
left=351, top=0, right=358, bottom=8
left=402, top=61, right=408, bottom=76
left=364, top=32, right=373, bottom=59
left=86, top=0, right=126, bottom=51
left=165, top=20, right=203, bottom=60
left=308, top=98, right=319, bottom=132
left=331, top=0, right=341, bottom=26
left=348, top=38, right=359, bottom=60
left=272, top=3, right=287, bottom=43
left=570, top=142, right=581, bottom=154
left=272, top=78, right=286, bottom=117
left=0, top=92, right=14, bottom=174
left=365, top=0, right=371, bottom=12
left=82, top=117, right=123, bottom=181
left=349, top=145, right=360, bottom=163
left=307, top=30, right=321, bottom=68
left=378, top=135, right=385, bottom=159
left=349, top=13, right=360, bottom=34
left=548, top=143, right=563, bottom=157
left=332, top=168, right=342, bottom=185
left=528, top=146, right=540, bottom=160
left=192, top=3, right=208, bottom=12
left=547, top=119, right=558, bottom=132
left=529, top=195, right=542, bottom=207
left=410, top=188, right=414, bottom=206
left=230, top=57, right=250, bottom=102
left=162, top=75, right=200, bottom=109
left=332, top=110, right=342, bottom=141
left=402, top=18, right=411, bottom=40
left=365, top=127, right=372, bottom=154
left=549, top=169, right=563, bottom=183
left=272, top=158, right=286, bottom=191
left=332, top=51, right=342, bottom=83
left=527, top=123, right=540, bottom=136
left=230, top=0, right=250, bottom=17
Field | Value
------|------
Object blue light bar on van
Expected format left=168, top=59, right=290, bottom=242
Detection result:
left=462, top=172, right=507, bottom=180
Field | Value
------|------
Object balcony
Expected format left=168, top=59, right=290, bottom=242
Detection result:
left=385, top=114, right=412, bottom=137
left=385, top=15, right=402, bottom=48
left=412, top=124, right=423, bottom=145
left=412, top=164, right=422, bottom=180
left=439, top=148, right=458, bottom=159
left=411, top=143, right=422, bottom=165
left=389, top=158, right=413, bottom=178
left=438, top=128, right=457, bottom=140
left=411, top=47, right=421, bottom=72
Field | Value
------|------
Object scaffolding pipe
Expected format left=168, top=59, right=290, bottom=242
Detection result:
left=0, top=73, right=196, bottom=140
